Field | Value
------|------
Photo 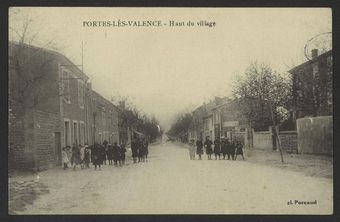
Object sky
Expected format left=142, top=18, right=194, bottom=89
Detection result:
left=9, top=7, right=332, bottom=130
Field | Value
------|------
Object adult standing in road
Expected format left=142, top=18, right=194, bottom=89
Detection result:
left=102, top=140, right=108, bottom=165
left=138, top=138, right=145, bottom=162
left=204, top=136, right=213, bottom=160
left=91, top=143, right=102, bottom=170
left=225, top=138, right=232, bottom=160
left=196, top=138, right=204, bottom=160
left=71, top=143, right=81, bottom=170
left=144, top=138, right=149, bottom=161
left=230, top=140, right=236, bottom=160
left=120, top=142, right=127, bottom=165
left=107, top=144, right=114, bottom=165
left=213, top=137, right=221, bottom=160
left=113, top=142, right=121, bottom=167
left=131, top=138, right=139, bottom=163
left=221, top=137, right=227, bottom=160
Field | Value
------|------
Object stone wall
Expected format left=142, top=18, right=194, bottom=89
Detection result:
left=33, top=110, right=60, bottom=170
left=297, top=116, right=333, bottom=154
left=278, top=131, right=298, bottom=154
left=253, top=129, right=273, bottom=151
left=8, top=100, right=35, bottom=170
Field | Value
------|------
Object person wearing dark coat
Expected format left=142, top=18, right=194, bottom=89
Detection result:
left=131, top=139, right=139, bottom=163
left=107, top=144, right=114, bottom=165
left=196, top=139, right=204, bottom=160
left=213, top=138, right=221, bottom=160
left=230, top=141, right=236, bottom=160
left=102, top=140, right=108, bottom=165
left=221, top=138, right=227, bottom=160
left=225, top=139, right=232, bottom=160
left=144, top=139, right=149, bottom=161
left=119, top=143, right=127, bottom=165
left=204, top=136, right=213, bottom=160
left=84, top=144, right=91, bottom=168
left=235, top=141, right=245, bottom=160
left=138, top=139, right=145, bottom=162
left=71, top=144, right=81, bottom=170
left=91, top=143, right=102, bottom=170
left=112, top=142, right=121, bottom=167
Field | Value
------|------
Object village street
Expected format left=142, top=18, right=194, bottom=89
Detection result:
left=10, top=140, right=332, bottom=215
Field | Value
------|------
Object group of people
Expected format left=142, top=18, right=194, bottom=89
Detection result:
left=130, top=138, right=149, bottom=163
left=61, top=139, right=134, bottom=170
left=189, top=136, right=245, bottom=161
left=91, top=141, right=128, bottom=169
left=61, top=144, right=91, bottom=170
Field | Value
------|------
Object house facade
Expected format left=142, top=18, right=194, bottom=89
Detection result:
left=9, top=42, right=120, bottom=170
left=289, top=49, right=332, bottom=120
left=188, top=97, right=249, bottom=142
left=90, top=91, right=120, bottom=145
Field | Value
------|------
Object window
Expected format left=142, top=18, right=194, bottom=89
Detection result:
left=327, top=91, right=332, bottom=106
left=62, top=70, right=71, bottom=103
left=98, top=132, right=102, bottom=144
left=78, top=80, right=85, bottom=108
left=73, top=121, right=78, bottom=145
left=64, top=120, right=71, bottom=147
left=327, top=56, right=332, bottom=68
left=79, top=122, right=85, bottom=145
left=214, top=113, right=219, bottom=123
left=102, top=110, right=106, bottom=127
left=312, top=63, right=319, bottom=78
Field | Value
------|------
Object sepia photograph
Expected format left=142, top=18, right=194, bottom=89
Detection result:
left=7, top=7, right=333, bottom=215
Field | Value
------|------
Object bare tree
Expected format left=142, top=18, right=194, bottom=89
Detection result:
left=233, top=62, right=292, bottom=130
left=9, top=9, right=77, bottom=171
left=232, top=62, right=292, bottom=163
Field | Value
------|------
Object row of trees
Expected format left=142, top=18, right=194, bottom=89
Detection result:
left=166, top=113, right=193, bottom=140
left=114, top=98, right=163, bottom=143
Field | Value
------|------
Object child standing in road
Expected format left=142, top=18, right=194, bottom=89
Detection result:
left=84, top=144, right=91, bottom=168
left=235, top=141, right=245, bottom=160
left=62, top=147, right=69, bottom=170
left=120, top=143, right=127, bottom=165
left=188, top=139, right=196, bottom=160
left=79, top=144, right=85, bottom=169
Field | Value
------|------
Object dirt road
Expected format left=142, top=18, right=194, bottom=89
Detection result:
left=15, top=141, right=333, bottom=214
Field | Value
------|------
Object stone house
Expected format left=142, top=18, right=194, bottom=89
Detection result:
left=189, top=97, right=250, bottom=142
left=289, top=49, right=332, bottom=120
left=8, top=42, right=119, bottom=170
left=90, top=91, right=120, bottom=145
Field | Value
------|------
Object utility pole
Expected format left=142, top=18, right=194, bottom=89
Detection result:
left=81, top=41, right=84, bottom=73
left=93, top=111, right=96, bottom=144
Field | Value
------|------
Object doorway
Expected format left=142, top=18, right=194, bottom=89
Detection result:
left=54, top=132, right=61, bottom=166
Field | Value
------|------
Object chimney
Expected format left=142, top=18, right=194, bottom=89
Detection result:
left=119, top=101, right=125, bottom=109
left=86, top=82, right=92, bottom=89
left=311, top=49, right=318, bottom=59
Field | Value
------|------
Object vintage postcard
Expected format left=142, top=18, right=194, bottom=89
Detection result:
left=8, top=7, right=333, bottom=214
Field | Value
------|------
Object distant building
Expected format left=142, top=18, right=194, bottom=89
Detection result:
left=90, top=91, right=119, bottom=145
left=189, top=97, right=250, bottom=142
left=289, top=49, right=332, bottom=120
left=216, top=98, right=249, bottom=139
